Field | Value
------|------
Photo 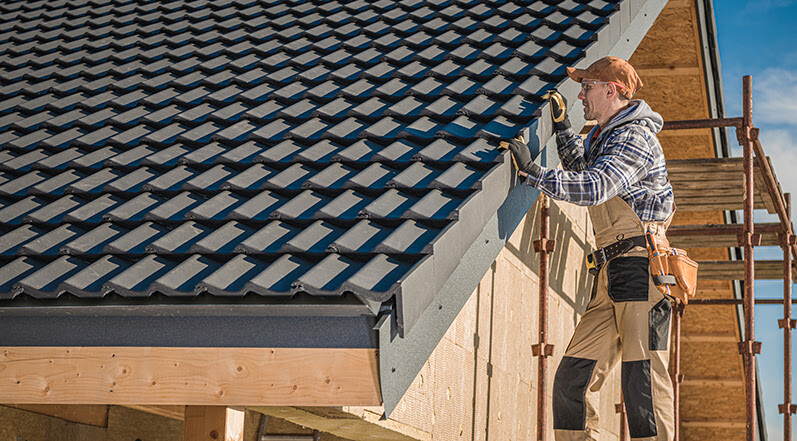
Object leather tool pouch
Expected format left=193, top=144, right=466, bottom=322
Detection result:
left=647, top=237, right=699, bottom=304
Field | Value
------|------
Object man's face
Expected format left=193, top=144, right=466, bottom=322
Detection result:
left=577, top=79, right=612, bottom=122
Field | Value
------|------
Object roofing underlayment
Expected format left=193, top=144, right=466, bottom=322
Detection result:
left=0, top=0, right=665, bottom=411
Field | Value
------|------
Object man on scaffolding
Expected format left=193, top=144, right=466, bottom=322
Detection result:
left=506, top=56, right=676, bottom=441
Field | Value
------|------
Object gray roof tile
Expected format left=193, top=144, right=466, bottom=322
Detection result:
left=0, top=0, right=625, bottom=332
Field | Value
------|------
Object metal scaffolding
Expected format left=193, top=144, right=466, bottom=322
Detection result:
left=532, top=75, right=796, bottom=441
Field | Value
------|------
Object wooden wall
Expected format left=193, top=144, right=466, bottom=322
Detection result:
left=363, top=198, right=613, bottom=441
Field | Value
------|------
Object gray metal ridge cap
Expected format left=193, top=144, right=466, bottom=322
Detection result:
left=376, top=0, right=669, bottom=417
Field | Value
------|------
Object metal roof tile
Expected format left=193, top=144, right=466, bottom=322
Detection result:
left=141, top=165, right=196, bottom=192
left=281, top=219, right=345, bottom=253
left=228, top=190, right=289, bottom=221
left=302, top=162, right=358, bottom=190
left=104, top=192, right=165, bottom=223
left=387, top=162, right=439, bottom=189
left=293, top=253, right=358, bottom=295
left=29, top=169, right=85, bottom=196
left=147, top=221, right=211, bottom=254
left=19, top=223, right=86, bottom=256
left=280, top=101, right=323, bottom=122
left=69, top=146, right=120, bottom=170
left=139, top=191, right=200, bottom=222
left=0, top=224, right=44, bottom=256
left=15, top=255, right=86, bottom=298
left=256, top=139, right=303, bottom=164
left=329, top=219, right=391, bottom=253
left=431, top=162, right=483, bottom=190
left=403, top=189, right=462, bottom=220
left=150, top=254, right=221, bottom=297
left=398, top=116, right=445, bottom=140
left=272, top=189, right=331, bottom=220
left=61, top=193, right=122, bottom=224
left=235, top=220, right=300, bottom=254
left=343, top=253, right=413, bottom=297
left=312, top=97, right=356, bottom=120
left=66, top=168, right=122, bottom=195
left=103, top=254, right=174, bottom=297
left=216, top=140, right=265, bottom=165
left=0, top=170, right=48, bottom=197
left=59, top=222, right=127, bottom=255
left=249, top=118, right=295, bottom=143
left=437, top=115, right=484, bottom=141
left=186, top=190, right=247, bottom=221
left=323, top=117, right=368, bottom=142
left=314, top=189, right=371, bottom=221
left=196, top=254, right=271, bottom=295
left=344, top=162, right=398, bottom=190
left=183, top=164, right=237, bottom=191
left=104, top=222, right=169, bottom=254
left=58, top=255, right=127, bottom=298
left=189, top=221, right=255, bottom=254
left=414, top=138, right=461, bottom=162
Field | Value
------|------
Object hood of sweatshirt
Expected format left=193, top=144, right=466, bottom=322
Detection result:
left=603, top=99, right=664, bottom=134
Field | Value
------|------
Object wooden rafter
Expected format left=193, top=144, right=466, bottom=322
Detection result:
left=0, top=347, right=380, bottom=406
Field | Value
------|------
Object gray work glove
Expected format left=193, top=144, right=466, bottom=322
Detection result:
left=543, top=89, right=571, bottom=131
left=500, top=136, right=542, bottom=177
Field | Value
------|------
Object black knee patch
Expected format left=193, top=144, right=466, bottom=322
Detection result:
left=649, top=298, right=671, bottom=351
left=622, top=360, right=657, bottom=438
left=607, top=256, right=649, bottom=302
left=553, top=356, right=597, bottom=430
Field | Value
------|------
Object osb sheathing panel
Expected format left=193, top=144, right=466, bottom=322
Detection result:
left=681, top=342, right=743, bottom=378
left=682, top=427, right=745, bottom=441
left=682, top=304, right=740, bottom=335
left=637, top=77, right=708, bottom=121
left=388, top=199, right=621, bottom=441
left=658, top=134, right=716, bottom=160
left=629, top=6, right=699, bottom=68
left=679, top=385, right=745, bottom=420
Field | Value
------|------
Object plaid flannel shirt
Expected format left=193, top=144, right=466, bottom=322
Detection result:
left=524, top=107, right=674, bottom=222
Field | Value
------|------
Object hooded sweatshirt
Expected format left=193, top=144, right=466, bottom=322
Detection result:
left=524, top=100, right=674, bottom=222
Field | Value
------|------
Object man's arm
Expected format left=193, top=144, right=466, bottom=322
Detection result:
left=555, top=127, right=587, bottom=172
left=522, top=126, right=654, bottom=206
left=543, top=90, right=587, bottom=172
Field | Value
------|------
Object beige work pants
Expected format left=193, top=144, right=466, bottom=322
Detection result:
left=553, top=196, right=675, bottom=441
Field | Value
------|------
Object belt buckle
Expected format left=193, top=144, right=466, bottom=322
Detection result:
left=586, top=248, right=607, bottom=275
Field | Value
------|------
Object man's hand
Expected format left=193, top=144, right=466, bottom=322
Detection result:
left=504, top=137, right=538, bottom=175
left=542, top=89, right=571, bottom=131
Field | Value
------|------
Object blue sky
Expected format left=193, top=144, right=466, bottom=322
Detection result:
left=713, top=1, right=797, bottom=439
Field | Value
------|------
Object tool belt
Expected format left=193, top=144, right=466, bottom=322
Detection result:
left=645, top=233, right=699, bottom=304
left=586, top=235, right=648, bottom=275
left=585, top=233, right=699, bottom=304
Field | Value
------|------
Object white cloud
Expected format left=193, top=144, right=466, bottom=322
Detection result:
left=758, top=128, right=797, bottom=221
left=753, top=68, right=797, bottom=126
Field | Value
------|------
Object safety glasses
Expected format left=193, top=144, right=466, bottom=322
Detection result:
left=580, top=80, right=627, bottom=94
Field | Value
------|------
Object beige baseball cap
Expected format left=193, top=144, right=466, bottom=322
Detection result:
left=566, top=56, right=643, bottom=98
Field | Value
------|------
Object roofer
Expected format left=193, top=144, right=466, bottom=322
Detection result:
left=505, top=56, right=676, bottom=441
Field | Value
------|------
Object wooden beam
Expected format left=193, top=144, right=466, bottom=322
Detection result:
left=0, top=404, right=109, bottom=427
left=250, top=406, right=430, bottom=441
left=0, top=347, right=380, bottom=406
left=184, top=406, right=244, bottom=441
left=124, top=405, right=185, bottom=420
left=681, top=419, right=746, bottom=429
left=696, top=260, right=797, bottom=282
left=681, top=333, right=737, bottom=343
left=681, top=377, right=744, bottom=387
